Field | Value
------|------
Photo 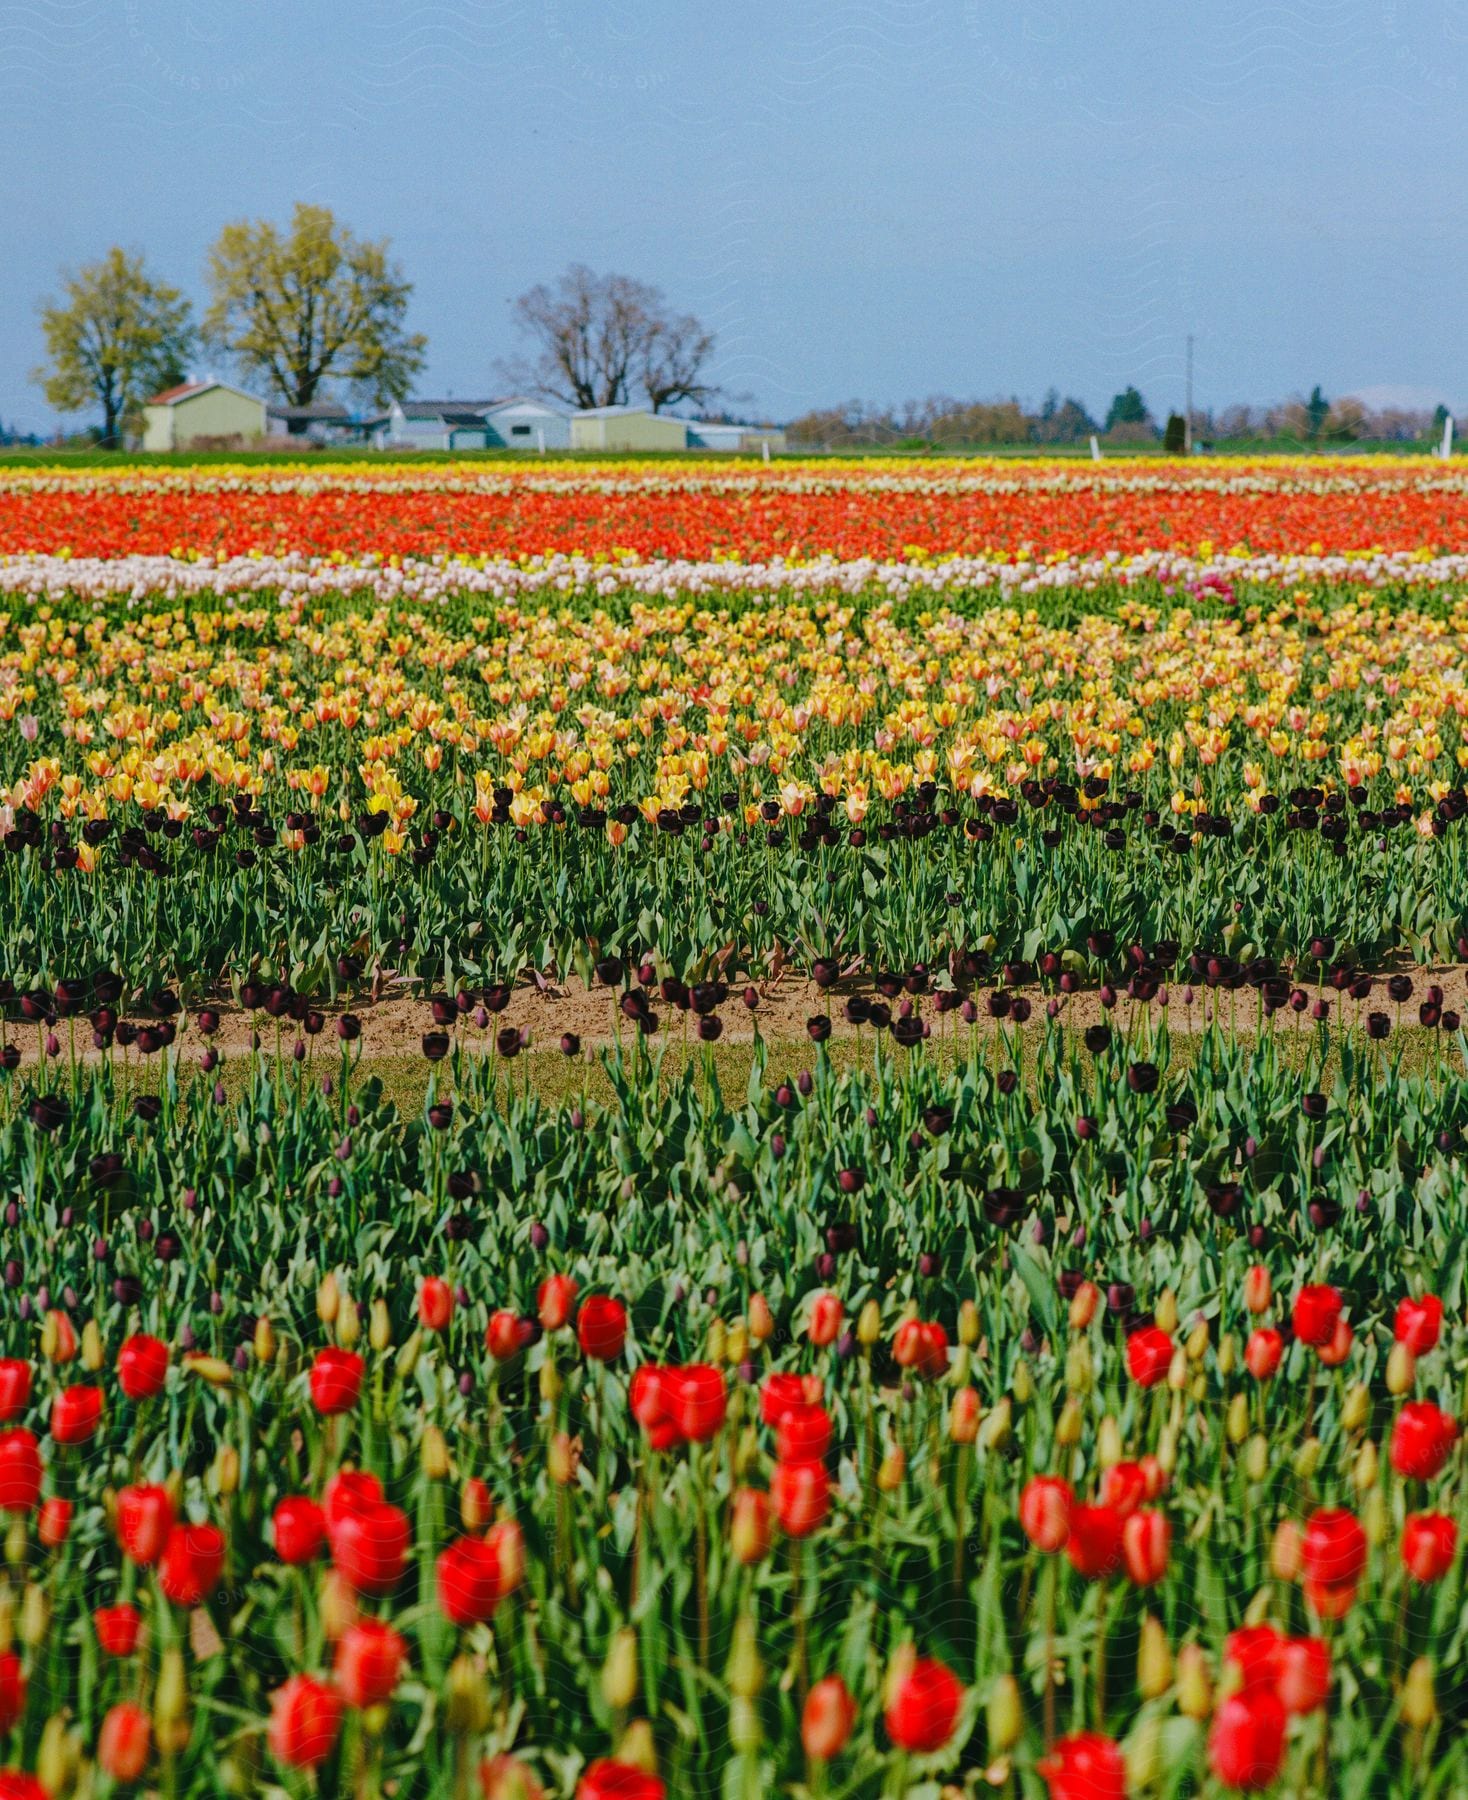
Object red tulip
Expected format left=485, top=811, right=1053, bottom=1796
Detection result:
left=1121, top=1509, right=1171, bottom=1586
left=437, top=1535, right=502, bottom=1625
left=98, top=1701, right=151, bottom=1782
left=808, top=1291, right=843, bottom=1347
left=50, top=1385, right=102, bottom=1444
left=1126, top=1325, right=1174, bottom=1387
left=1098, top=1460, right=1148, bottom=1517
left=0, top=1431, right=40, bottom=1514
left=1394, top=1294, right=1443, bottom=1355
left=760, top=1372, right=819, bottom=1428
left=484, top=1517, right=525, bottom=1597
left=1020, top=1475, right=1073, bottom=1553
left=1291, top=1284, right=1342, bottom=1349
left=1402, top=1511, right=1457, bottom=1582
left=94, top=1603, right=142, bottom=1656
left=536, top=1273, right=578, bottom=1332
left=0, top=1362, right=31, bottom=1423
left=671, top=1364, right=726, bottom=1442
left=0, top=1652, right=24, bottom=1731
left=308, top=1347, right=364, bottom=1415
left=36, top=1495, right=71, bottom=1549
left=1244, top=1328, right=1283, bottom=1381
left=0, top=1778, right=46, bottom=1800
left=1242, top=1264, right=1272, bottom=1315
left=117, top=1484, right=175, bottom=1566
left=1065, top=1503, right=1124, bottom=1580
left=323, top=1470, right=383, bottom=1531
left=117, top=1334, right=168, bottom=1400
left=268, top=1673, right=343, bottom=1770
left=771, top=1459, right=831, bottom=1537
left=336, top=1618, right=406, bottom=1707
left=480, top=1756, right=547, bottom=1800
left=1301, top=1507, right=1366, bottom=1617
left=576, top=1762, right=665, bottom=1800
left=158, top=1523, right=226, bottom=1606
left=576, top=1295, right=627, bottom=1363
left=1223, top=1625, right=1282, bottom=1694
left=892, top=1319, right=948, bottom=1380
left=629, top=1366, right=681, bottom=1451
left=418, top=1277, right=455, bottom=1333
left=1277, top=1637, right=1330, bottom=1715
left=884, top=1649, right=963, bottom=1753
left=1038, top=1732, right=1128, bottom=1800
left=1207, top=1690, right=1286, bottom=1791
left=1389, top=1400, right=1458, bottom=1481
left=486, top=1310, right=533, bottom=1361
left=802, top=1674, right=856, bottom=1761
left=273, top=1496, right=327, bottom=1565
left=1316, top=1314, right=1354, bottom=1368
left=776, top=1403, right=833, bottom=1465
left=331, top=1500, right=411, bottom=1594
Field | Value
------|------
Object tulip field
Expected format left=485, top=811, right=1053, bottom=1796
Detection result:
left=0, top=456, right=1465, bottom=1797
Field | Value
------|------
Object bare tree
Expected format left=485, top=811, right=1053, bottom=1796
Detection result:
left=501, top=265, right=718, bottom=412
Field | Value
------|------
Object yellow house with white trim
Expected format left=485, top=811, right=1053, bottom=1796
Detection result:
left=142, top=380, right=267, bottom=451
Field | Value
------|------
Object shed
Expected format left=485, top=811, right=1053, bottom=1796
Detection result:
left=687, top=422, right=788, bottom=454
left=142, top=381, right=266, bottom=451
left=483, top=398, right=571, bottom=450
left=570, top=407, right=690, bottom=452
left=265, top=401, right=365, bottom=444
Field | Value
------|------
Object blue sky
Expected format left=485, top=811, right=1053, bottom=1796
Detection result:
left=4, top=0, right=1466, bottom=431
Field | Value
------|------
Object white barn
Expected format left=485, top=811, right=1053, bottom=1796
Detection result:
left=375, top=397, right=570, bottom=451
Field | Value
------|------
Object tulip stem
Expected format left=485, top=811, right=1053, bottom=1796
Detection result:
left=1093, top=1580, right=1109, bottom=1732
left=1043, top=1555, right=1057, bottom=1749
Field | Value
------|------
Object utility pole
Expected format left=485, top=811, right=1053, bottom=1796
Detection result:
left=1184, top=334, right=1194, bottom=454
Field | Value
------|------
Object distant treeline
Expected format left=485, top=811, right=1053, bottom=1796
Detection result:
left=786, top=385, right=1459, bottom=450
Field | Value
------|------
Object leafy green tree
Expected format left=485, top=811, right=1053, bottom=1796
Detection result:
left=1104, top=386, right=1150, bottom=431
left=204, top=203, right=426, bottom=406
left=33, top=248, right=195, bottom=447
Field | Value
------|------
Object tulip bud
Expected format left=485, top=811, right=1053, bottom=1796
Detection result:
left=1065, top=1339, right=1093, bottom=1393
left=1244, top=1435, right=1269, bottom=1483
left=81, top=1319, right=104, bottom=1372
left=1068, top=1281, right=1099, bottom=1330
left=1166, top=1348, right=1189, bottom=1391
left=1012, top=1360, right=1033, bottom=1405
left=724, top=1322, right=748, bottom=1367
left=369, top=1299, right=391, bottom=1353
left=212, top=1444, right=240, bottom=1496
left=1097, top=1414, right=1121, bottom=1468
left=617, top=1720, right=658, bottom=1775
left=957, top=1299, right=979, bottom=1346
left=1127, top=1713, right=1162, bottom=1792
left=444, top=1654, right=490, bottom=1734
left=254, top=1316, right=276, bottom=1364
left=4, top=1520, right=23, bottom=1570
left=857, top=1300, right=882, bottom=1347
left=1155, top=1289, right=1178, bottom=1335
left=317, top=1272, right=340, bottom=1325
left=1176, top=1643, right=1212, bottom=1718
left=36, top=1715, right=75, bottom=1796
left=1386, top=1342, right=1415, bottom=1396
left=183, top=1354, right=233, bottom=1387
left=949, top=1344, right=972, bottom=1388
left=1402, top=1657, right=1437, bottom=1728
left=726, top=1614, right=763, bottom=1700
left=539, top=1359, right=561, bottom=1405
left=1243, top=1264, right=1272, bottom=1314
left=0, top=1592, right=12, bottom=1654
left=1294, top=1436, right=1321, bottom=1480
left=548, top=1432, right=579, bottom=1486
left=1271, top=1519, right=1303, bottom=1582
left=461, top=1478, right=493, bottom=1535
left=336, top=1296, right=360, bottom=1349
left=1362, top=1486, right=1388, bottom=1546
left=1341, top=1382, right=1371, bottom=1433
left=1226, top=1394, right=1249, bottom=1445
left=878, top=1445, right=906, bottom=1492
left=706, top=1319, right=726, bottom=1364
left=1156, top=1425, right=1178, bottom=1477
left=421, top=1425, right=451, bottom=1480
left=21, top=1582, right=48, bottom=1647
left=949, top=1388, right=980, bottom=1445
left=1055, top=1397, right=1083, bottom=1447
left=979, top=1396, right=1012, bottom=1451
left=602, top=1627, right=639, bottom=1711
left=1189, top=1371, right=1208, bottom=1404
left=747, top=1294, right=774, bottom=1343
left=396, top=1330, right=422, bottom=1382
left=1137, top=1614, right=1172, bottom=1699
left=42, top=1310, right=76, bottom=1365
left=986, top=1673, right=1022, bottom=1753
left=1217, top=1332, right=1237, bottom=1378
left=154, top=1646, right=188, bottom=1726
left=1353, top=1439, right=1378, bottom=1492
left=1186, top=1318, right=1210, bottom=1362
left=320, top=1569, right=359, bottom=1643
